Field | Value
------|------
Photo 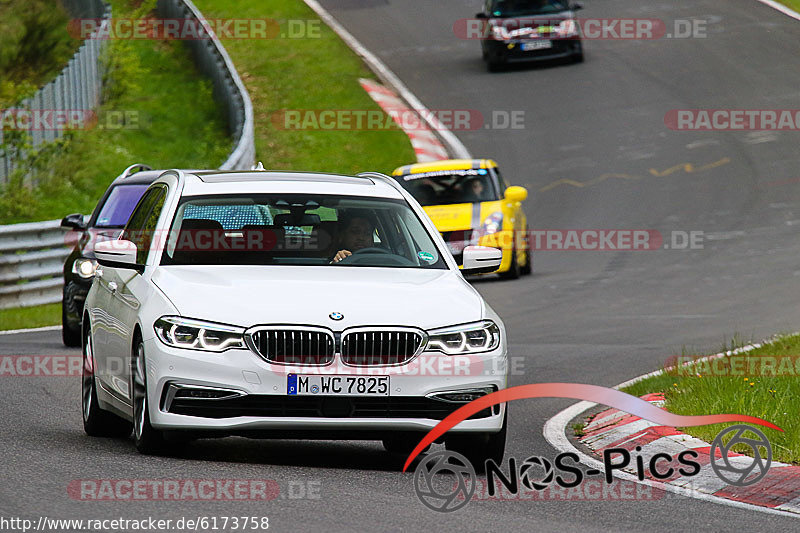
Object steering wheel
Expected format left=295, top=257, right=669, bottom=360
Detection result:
left=337, top=247, right=415, bottom=267
left=352, top=247, right=391, bottom=255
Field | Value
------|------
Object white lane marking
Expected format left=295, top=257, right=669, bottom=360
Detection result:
left=0, top=325, right=60, bottom=336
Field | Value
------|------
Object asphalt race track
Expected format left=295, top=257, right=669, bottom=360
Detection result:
left=3, top=0, right=800, bottom=530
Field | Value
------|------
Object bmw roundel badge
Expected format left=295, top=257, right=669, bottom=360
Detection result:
left=329, top=312, right=344, bottom=321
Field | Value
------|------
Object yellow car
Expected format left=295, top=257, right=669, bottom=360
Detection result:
left=392, top=159, right=531, bottom=278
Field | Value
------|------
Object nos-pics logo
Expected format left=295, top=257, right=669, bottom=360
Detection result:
left=413, top=424, right=773, bottom=513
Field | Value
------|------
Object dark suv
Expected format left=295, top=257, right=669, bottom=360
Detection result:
left=478, top=0, right=584, bottom=71
left=60, top=164, right=162, bottom=346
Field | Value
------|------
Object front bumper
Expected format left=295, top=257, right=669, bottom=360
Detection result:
left=144, top=337, right=507, bottom=435
left=484, top=38, right=582, bottom=64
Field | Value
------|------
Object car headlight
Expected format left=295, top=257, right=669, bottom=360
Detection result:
left=425, top=321, right=501, bottom=355
left=72, top=258, right=98, bottom=279
left=482, top=212, right=503, bottom=235
left=555, top=19, right=578, bottom=37
left=154, top=316, right=245, bottom=352
left=491, top=25, right=510, bottom=40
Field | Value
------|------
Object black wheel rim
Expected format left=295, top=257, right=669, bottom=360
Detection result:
left=82, top=332, right=94, bottom=422
left=133, top=343, right=147, bottom=440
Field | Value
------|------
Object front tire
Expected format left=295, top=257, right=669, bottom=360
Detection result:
left=445, top=413, right=507, bottom=469
left=499, top=247, right=521, bottom=280
left=82, top=326, right=132, bottom=438
left=383, top=433, right=430, bottom=455
left=132, top=338, right=167, bottom=455
left=520, top=248, right=532, bottom=276
left=62, top=303, right=81, bottom=347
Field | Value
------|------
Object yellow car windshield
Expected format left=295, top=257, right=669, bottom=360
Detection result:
left=396, top=170, right=499, bottom=206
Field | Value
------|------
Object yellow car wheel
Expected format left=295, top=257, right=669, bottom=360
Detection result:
left=499, top=246, right=520, bottom=280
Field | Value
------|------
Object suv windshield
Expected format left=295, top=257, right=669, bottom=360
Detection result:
left=489, top=0, right=569, bottom=17
left=395, top=169, right=499, bottom=206
left=160, top=194, right=447, bottom=269
left=94, top=184, right=150, bottom=228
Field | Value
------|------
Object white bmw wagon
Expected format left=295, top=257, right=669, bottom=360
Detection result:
left=82, top=169, right=508, bottom=463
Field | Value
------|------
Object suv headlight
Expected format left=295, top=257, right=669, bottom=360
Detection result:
left=482, top=212, right=503, bottom=235
left=154, top=316, right=245, bottom=352
left=72, top=258, right=98, bottom=279
left=425, top=321, right=501, bottom=355
left=555, top=19, right=578, bottom=37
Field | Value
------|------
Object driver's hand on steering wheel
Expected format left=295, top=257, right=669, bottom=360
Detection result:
left=331, top=250, right=352, bottom=263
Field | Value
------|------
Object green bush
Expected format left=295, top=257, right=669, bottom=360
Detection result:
left=0, top=0, right=80, bottom=107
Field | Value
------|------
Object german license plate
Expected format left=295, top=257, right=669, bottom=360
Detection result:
left=288, top=374, right=390, bottom=396
left=522, top=40, right=552, bottom=51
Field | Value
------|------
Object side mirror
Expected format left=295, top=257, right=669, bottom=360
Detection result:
left=61, top=213, right=87, bottom=230
left=475, top=12, right=488, bottom=18
left=571, top=2, right=584, bottom=10
left=462, top=245, right=502, bottom=275
left=504, top=186, right=528, bottom=203
left=95, top=239, right=140, bottom=270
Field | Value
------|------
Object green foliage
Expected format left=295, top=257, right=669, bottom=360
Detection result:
left=0, top=303, right=61, bottom=331
left=0, top=0, right=80, bottom=107
left=623, top=334, right=800, bottom=464
left=0, top=0, right=230, bottom=225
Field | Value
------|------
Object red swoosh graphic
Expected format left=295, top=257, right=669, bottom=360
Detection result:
left=403, top=383, right=783, bottom=471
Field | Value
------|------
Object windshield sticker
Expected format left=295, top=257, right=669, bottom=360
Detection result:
left=418, top=251, right=435, bottom=263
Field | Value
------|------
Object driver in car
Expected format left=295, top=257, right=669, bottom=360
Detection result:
left=331, top=214, right=377, bottom=263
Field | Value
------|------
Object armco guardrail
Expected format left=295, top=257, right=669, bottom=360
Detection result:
left=0, top=220, right=70, bottom=310
left=156, top=0, right=255, bottom=170
left=0, top=0, right=111, bottom=185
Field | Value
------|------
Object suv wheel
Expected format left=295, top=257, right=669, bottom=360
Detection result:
left=62, top=303, right=81, bottom=347
left=383, top=433, right=430, bottom=455
left=132, top=338, right=168, bottom=454
left=82, top=325, right=132, bottom=437
left=445, top=413, right=507, bottom=469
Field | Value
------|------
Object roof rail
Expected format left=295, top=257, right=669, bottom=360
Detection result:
left=120, top=163, right=153, bottom=179
left=356, top=171, right=403, bottom=192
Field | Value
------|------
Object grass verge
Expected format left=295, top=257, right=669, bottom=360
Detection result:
left=779, top=0, right=800, bottom=13
left=622, top=334, right=800, bottom=464
left=0, top=0, right=231, bottom=225
left=194, top=0, right=415, bottom=174
left=0, top=303, right=61, bottom=331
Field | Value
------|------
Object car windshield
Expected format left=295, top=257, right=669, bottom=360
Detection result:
left=94, top=184, right=150, bottom=228
left=160, top=194, right=447, bottom=269
left=395, top=170, right=499, bottom=206
left=489, top=0, right=569, bottom=17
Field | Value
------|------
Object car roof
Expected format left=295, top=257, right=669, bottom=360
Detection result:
left=392, top=158, right=497, bottom=176
left=177, top=170, right=406, bottom=199
left=109, top=169, right=164, bottom=185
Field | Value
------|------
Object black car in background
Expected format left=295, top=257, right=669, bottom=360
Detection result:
left=478, top=0, right=584, bottom=71
left=60, top=164, right=160, bottom=346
